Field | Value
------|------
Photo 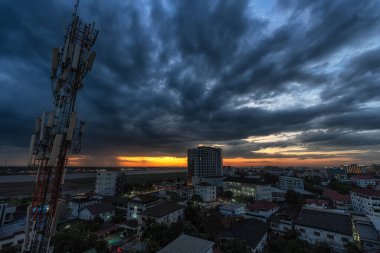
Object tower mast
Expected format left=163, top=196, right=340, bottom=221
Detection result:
left=23, top=2, right=98, bottom=252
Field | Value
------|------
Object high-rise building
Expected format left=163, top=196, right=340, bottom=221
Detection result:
left=187, top=146, right=222, bottom=184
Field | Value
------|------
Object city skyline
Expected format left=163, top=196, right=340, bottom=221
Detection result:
left=1, top=0, right=380, bottom=167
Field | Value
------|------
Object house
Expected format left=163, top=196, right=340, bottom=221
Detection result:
left=127, top=194, right=160, bottom=220
left=279, top=176, right=304, bottom=191
left=79, top=202, right=115, bottom=222
left=68, top=195, right=98, bottom=218
left=270, top=187, right=286, bottom=202
left=139, top=201, right=184, bottom=225
left=219, top=204, right=245, bottom=217
left=352, top=215, right=380, bottom=252
left=157, top=234, right=214, bottom=253
left=294, top=208, right=353, bottom=251
left=194, top=182, right=217, bottom=202
left=0, top=203, right=16, bottom=226
left=352, top=174, right=376, bottom=188
left=101, top=196, right=129, bottom=216
left=322, top=188, right=351, bottom=210
left=246, top=200, right=279, bottom=222
left=223, top=177, right=272, bottom=200
left=269, top=205, right=301, bottom=236
left=304, top=199, right=328, bottom=209
left=218, top=219, right=269, bottom=253
left=350, top=188, right=380, bottom=217
left=0, top=219, right=25, bottom=249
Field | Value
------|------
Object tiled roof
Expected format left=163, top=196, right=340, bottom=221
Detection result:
left=323, top=188, right=351, bottom=202
left=158, top=234, right=214, bottom=253
left=84, top=202, right=115, bottom=215
left=130, top=194, right=159, bottom=204
left=352, top=174, right=373, bottom=180
left=294, top=208, right=352, bottom=235
left=305, top=199, right=328, bottom=206
left=248, top=200, right=277, bottom=211
left=140, top=201, right=184, bottom=218
left=352, top=188, right=380, bottom=197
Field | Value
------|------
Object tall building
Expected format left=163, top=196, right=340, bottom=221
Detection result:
left=187, top=146, right=222, bottom=184
left=95, top=171, right=126, bottom=196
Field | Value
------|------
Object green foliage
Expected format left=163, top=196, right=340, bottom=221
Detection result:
left=112, top=212, right=125, bottom=224
left=345, top=242, right=361, bottom=253
left=220, top=239, right=251, bottom=253
left=53, top=222, right=108, bottom=253
left=327, top=179, right=354, bottom=194
left=285, top=190, right=304, bottom=205
left=184, top=205, right=205, bottom=227
left=222, top=190, right=233, bottom=200
left=191, top=194, right=203, bottom=202
left=233, top=195, right=254, bottom=204
left=142, top=220, right=201, bottom=252
left=264, top=237, right=332, bottom=253
left=0, top=246, right=17, bottom=253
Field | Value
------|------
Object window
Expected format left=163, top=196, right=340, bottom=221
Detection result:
left=327, top=234, right=334, bottom=239
left=341, top=237, right=349, bottom=242
left=314, top=231, right=320, bottom=236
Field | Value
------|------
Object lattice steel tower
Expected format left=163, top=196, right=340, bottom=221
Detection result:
left=23, top=2, right=98, bottom=252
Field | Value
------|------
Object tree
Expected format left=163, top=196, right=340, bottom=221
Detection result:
left=191, top=194, right=203, bottom=202
left=0, top=246, right=17, bottom=253
left=222, top=191, right=233, bottom=200
left=345, top=243, right=361, bottom=253
left=285, top=190, right=304, bottom=205
left=220, top=239, right=251, bottom=253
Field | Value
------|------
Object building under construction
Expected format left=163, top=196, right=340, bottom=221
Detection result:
left=22, top=2, right=98, bottom=253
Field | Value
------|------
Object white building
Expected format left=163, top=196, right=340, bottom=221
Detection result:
left=246, top=200, right=279, bottom=222
left=127, top=194, right=160, bottom=220
left=139, top=201, right=184, bottom=225
left=219, top=204, right=245, bottom=217
left=0, top=203, right=16, bottom=226
left=78, top=202, right=115, bottom=222
left=68, top=195, right=98, bottom=218
left=269, top=206, right=301, bottom=237
left=223, top=178, right=272, bottom=200
left=158, top=234, right=214, bottom=253
left=352, top=215, right=380, bottom=252
left=279, top=176, right=304, bottom=191
left=95, top=170, right=125, bottom=196
left=294, top=208, right=353, bottom=251
left=350, top=188, right=380, bottom=217
left=194, top=182, right=216, bottom=202
left=352, top=174, right=376, bottom=188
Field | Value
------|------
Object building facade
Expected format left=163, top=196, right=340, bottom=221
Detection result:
left=0, top=203, right=16, bottom=226
left=188, top=146, right=222, bottom=184
left=279, top=176, right=304, bottom=191
left=95, top=170, right=126, bottom=196
left=194, top=182, right=217, bottom=202
left=294, top=208, right=353, bottom=251
left=223, top=177, right=272, bottom=200
left=351, top=174, right=376, bottom=188
left=350, top=189, right=380, bottom=217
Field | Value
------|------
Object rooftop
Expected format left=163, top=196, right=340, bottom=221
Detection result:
left=84, top=202, right=115, bottom=215
left=352, top=188, right=380, bottom=197
left=294, top=208, right=352, bottom=235
left=305, top=199, right=329, bottom=206
left=218, top=219, right=268, bottom=249
left=352, top=174, right=374, bottom=180
left=248, top=200, right=277, bottom=211
left=157, top=234, right=214, bottom=253
left=224, top=177, right=269, bottom=185
left=130, top=194, right=159, bottom=204
left=219, top=204, right=245, bottom=211
left=140, top=201, right=184, bottom=218
left=323, top=188, right=351, bottom=202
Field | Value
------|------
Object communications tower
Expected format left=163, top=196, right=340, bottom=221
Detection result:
left=22, top=2, right=98, bottom=252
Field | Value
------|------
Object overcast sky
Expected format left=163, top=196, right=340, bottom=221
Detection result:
left=1, top=0, right=380, bottom=167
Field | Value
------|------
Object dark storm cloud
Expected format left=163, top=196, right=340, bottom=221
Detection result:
left=1, top=0, right=380, bottom=165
